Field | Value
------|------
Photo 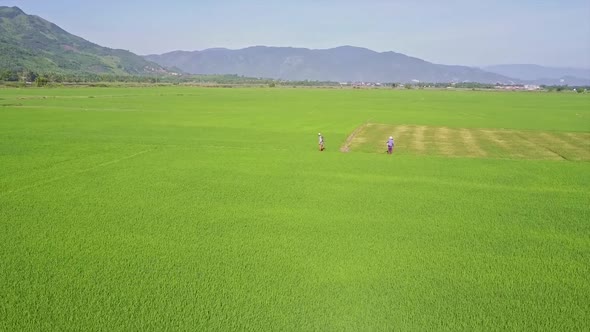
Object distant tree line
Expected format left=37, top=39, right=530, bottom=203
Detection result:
left=541, top=85, right=588, bottom=93
left=1, top=68, right=588, bottom=92
left=0, top=69, right=343, bottom=87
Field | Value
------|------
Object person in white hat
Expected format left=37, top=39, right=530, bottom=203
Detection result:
left=386, top=136, right=394, bottom=154
left=318, top=133, right=325, bottom=151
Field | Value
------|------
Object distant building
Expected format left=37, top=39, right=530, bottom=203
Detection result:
left=495, top=84, right=538, bottom=91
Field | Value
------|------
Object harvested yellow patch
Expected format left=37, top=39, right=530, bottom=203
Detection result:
left=391, top=125, right=409, bottom=138
left=479, top=130, right=517, bottom=156
left=460, top=128, right=487, bottom=157
left=341, top=123, right=371, bottom=152
left=345, top=123, right=590, bottom=161
left=533, top=133, right=590, bottom=161
left=480, top=129, right=508, bottom=147
left=564, top=133, right=590, bottom=148
left=435, top=127, right=455, bottom=156
left=512, top=132, right=563, bottom=160
left=412, top=126, right=427, bottom=153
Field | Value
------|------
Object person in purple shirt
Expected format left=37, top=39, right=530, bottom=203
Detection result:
left=386, top=136, right=394, bottom=154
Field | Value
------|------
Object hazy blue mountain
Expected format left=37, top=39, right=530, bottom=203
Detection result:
left=526, top=76, right=590, bottom=86
left=0, top=6, right=174, bottom=75
left=145, top=46, right=514, bottom=83
left=484, top=64, right=590, bottom=81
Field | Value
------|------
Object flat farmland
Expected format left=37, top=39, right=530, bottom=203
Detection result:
left=344, top=123, right=590, bottom=160
left=1, top=87, right=589, bottom=330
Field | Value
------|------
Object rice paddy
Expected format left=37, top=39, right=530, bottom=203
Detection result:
left=0, top=87, right=589, bottom=330
left=345, top=123, right=590, bottom=160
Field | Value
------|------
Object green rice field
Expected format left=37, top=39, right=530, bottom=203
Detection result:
left=1, top=87, right=589, bottom=330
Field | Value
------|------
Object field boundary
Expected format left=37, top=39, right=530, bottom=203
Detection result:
left=515, top=132, right=567, bottom=161
left=340, top=120, right=372, bottom=152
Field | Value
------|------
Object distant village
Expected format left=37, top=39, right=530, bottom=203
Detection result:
left=338, top=81, right=551, bottom=91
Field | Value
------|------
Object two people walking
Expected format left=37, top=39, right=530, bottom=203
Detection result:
left=317, top=133, right=394, bottom=154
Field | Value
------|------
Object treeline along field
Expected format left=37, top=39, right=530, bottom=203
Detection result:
left=0, top=87, right=589, bottom=330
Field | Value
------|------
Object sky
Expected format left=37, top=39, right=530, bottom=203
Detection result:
left=2, top=0, right=590, bottom=68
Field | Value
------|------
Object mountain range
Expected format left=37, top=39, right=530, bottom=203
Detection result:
left=1, top=5, right=588, bottom=84
left=0, top=6, right=172, bottom=76
left=483, top=64, right=590, bottom=86
left=145, top=46, right=515, bottom=84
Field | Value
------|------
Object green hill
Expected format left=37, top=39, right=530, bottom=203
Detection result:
left=0, top=6, right=173, bottom=76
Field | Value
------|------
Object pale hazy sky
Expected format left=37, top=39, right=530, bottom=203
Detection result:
left=2, top=0, right=590, bottom=67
